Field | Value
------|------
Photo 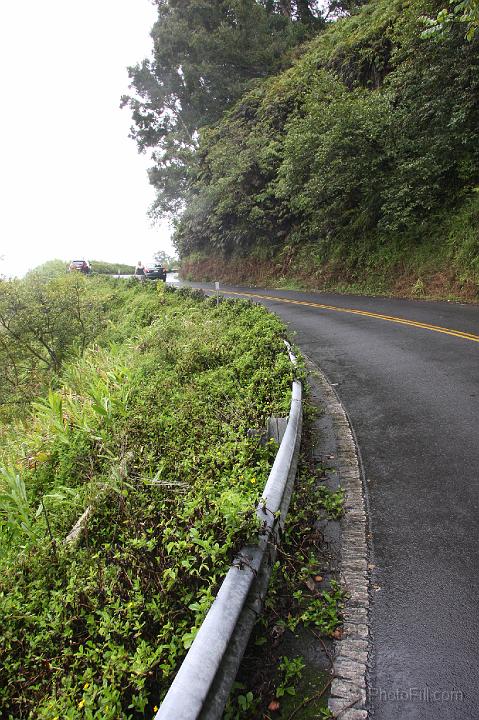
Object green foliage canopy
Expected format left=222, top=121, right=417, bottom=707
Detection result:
left=123, top=0, right=365, bottom=217
left=171, top=0, right=479, bottom=264
left=26, top=259, right=68, bottom=279
left=0, top=274, right=108, bottom=419
left=422, top=0, right=479, bottom=40
left=154, top=250, right=178, bottom=269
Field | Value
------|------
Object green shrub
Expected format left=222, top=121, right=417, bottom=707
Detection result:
left=0, top=283, right=292, bottom=718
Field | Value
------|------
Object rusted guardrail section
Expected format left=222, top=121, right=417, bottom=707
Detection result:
left=155, top=342, right=302, bottom=720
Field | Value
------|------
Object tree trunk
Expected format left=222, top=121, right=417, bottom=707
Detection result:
left=279, top=0, right=292, bottom=17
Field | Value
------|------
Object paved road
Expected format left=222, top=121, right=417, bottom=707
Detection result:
left=187, top=282, right=479, bottom=719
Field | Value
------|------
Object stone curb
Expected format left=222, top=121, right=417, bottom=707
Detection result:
left=307, top=362, right=370, bottom=719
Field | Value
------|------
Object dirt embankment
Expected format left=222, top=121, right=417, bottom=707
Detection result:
left=181, top=255, right=479, bottom=304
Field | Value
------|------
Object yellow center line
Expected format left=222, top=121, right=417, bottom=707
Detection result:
left=205, top=288, right=479, bottom=344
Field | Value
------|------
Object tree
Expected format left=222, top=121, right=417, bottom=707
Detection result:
left=26, top=259, right=68, bottom=279
left=326, top=0, right=368, bottom=17
left=296, top=0, right=318, bottom=22
left=260, top=0, right=362, bottom=21
left=123, top=0, right=369, bottom=222
left=154, top=250, right=178, bottom=269
left=0, top=275, right=106, bottom=417
left=122, top=0, right=322, bottom=218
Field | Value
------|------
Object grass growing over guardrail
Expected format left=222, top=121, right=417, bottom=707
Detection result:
left=0, top=281, right=293, bottom=719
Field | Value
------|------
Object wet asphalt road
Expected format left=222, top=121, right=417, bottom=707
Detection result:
left=185, top=282, right=479, bottom=720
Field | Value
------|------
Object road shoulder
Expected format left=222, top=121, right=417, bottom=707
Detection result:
left=304, top=356, right=371, bottom=720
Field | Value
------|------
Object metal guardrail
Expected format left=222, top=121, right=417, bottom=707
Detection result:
left=155, top=342, right=302, bottom=720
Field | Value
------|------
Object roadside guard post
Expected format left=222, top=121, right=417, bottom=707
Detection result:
left=215, top=281, right=220, bottom=306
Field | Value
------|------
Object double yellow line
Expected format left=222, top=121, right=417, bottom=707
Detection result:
left=209, top=288, right=479, bottom=344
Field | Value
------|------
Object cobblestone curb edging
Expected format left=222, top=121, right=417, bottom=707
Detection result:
left=309, top=363, right=370, bottom=720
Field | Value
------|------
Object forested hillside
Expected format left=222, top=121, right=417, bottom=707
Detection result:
left=127, top=0, right=479, bottom=300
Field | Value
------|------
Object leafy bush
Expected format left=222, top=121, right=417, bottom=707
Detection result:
left=0, top=274, right=113, bottom=421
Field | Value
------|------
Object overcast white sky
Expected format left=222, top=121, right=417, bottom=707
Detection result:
left=0, top=0, right=174, bottom=278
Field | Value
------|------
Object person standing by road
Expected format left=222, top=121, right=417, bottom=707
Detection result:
left=135, top=260, right=145, bottom=280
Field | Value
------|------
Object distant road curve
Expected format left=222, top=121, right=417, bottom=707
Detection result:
left=186, top=281, right=479, bottom=720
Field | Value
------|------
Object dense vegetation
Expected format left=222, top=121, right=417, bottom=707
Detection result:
left=123, top=0, right=366, bottom=218
left=128, top=0, right=479, bottom=299
left=0, top=273, right=108, bottom=421
left=0, top=277, right=293, bottom=718
left=224, top=459, right=345, bottom=719
left=89, top=261, right=136, bottom=275
left=20, top=259, right=136, bottom=278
